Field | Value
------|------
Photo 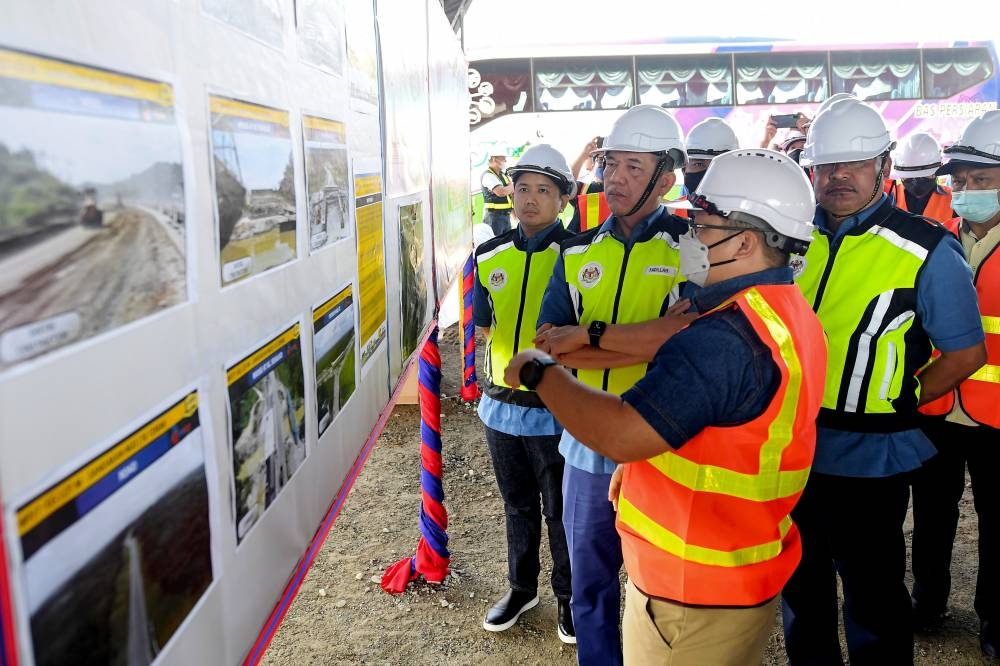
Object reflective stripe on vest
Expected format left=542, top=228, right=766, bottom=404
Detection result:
left=578, top=191, right=611, bottom=232
left=475, top=225, right=568, bottom=389
left=482, top=169, right=512, bottom=210
left=561, top=209, right=685, bottom=394
left=796, top=202, right=945, bottom=431
left=892, top=182, right=954, bottom=224
left=959, top=223, right=1000, bottom=426
left=617, top=285, right=827, bottom=605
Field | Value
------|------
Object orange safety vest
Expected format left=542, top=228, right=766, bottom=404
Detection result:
left=920, top=218, right=1000, bottom=427
left=616, top=284, right=827, bottom=606
left=577, top=190, right=611, bottom=231
left=892, top=182, right=954, bottom=224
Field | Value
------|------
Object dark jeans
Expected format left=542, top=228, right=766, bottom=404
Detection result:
left=563, top=464, right=623, bottom=666
left=483, top=210, right=511, bottom=237
left=782, top=471, right=914, bottom=665
left=484, top=426, right=571, bottom=600
left=912, top=417, right=1000, bottom=624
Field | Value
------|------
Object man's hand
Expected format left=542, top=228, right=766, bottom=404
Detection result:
left=608, top=464, right=624, bottom=511
left=536, top=324, right=589, bottom=356
left=761, top=118, right=778, bottom=149
left=795, top=112, right=812, bottom=134
left=504, top=348, right=549, bottom=388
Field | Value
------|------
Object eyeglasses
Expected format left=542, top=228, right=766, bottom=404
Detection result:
left=688, top=221, right=753, bottom=237
left=812, top=158, right=877, bottom=175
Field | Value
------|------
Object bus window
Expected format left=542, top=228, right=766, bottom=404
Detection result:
left=923, top=47, right=995, bottom=99
left=468, top=58, right=531, bottom=126
left=534, top=57, right=633, bottom=111
left=735, top=52, right=827, bottom=105
left=831, top=50, right=920, bottom=101
left=636, top=54, right=732, bottom=108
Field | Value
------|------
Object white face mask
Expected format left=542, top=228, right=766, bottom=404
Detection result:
left=952, top=188, right=1000, bottom=224
left=678, top=228, right=742, bottom=287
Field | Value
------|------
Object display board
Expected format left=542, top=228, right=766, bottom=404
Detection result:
left=0, top=0, right=469, bottom=664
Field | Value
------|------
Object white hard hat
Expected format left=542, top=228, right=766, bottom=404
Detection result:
left=686, top=117, right=739, bottom=159
left=800, top=99, right=895, bottom=167
left=939, top=110, right=1000, bottom=175
left=507, top=144, right=578, bottom=197
left=890, top=132, right=942, bottom=179
left=669, top=149, right=815, bottom=246
left=815, top=92, right=857, bottom=117
left=780, top=130, right=807, bottom=153
left=488, top=143, right=508, bottom=158
left=594, top=104, right=687, bottom=167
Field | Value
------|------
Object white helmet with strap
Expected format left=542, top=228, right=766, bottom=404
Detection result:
left=593, top=104, right=687, bottom=168
left=686, top=117, right=740, bottom=159
left=890, top=132, right=942, bottom=179
left=669, top=149, right=815, bottom=253
left=506, top=144, right=577, bottom=197
left=938, top=110, right=1000, bottom=175
left=814, top=92, right=857, bottom=117
left=800, top=98, right=895, bottom=167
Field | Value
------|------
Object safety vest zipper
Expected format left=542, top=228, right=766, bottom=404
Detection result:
left=603, top=241, right=632, bottom=391
left=510, top=250, right=533, bottom=357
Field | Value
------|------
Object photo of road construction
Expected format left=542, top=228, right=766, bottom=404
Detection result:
left=303, top=116, right=350, bottom=252
left=0, top=50, right=187, bottom=370
left=398, top=201, right=427, bottom=360
left=296, top=0, right=345, bottom=74
left=210, top=95, right=297, bottom=286
left=313, top=287, right=357, bottom=438
left=17, top=400, right=211, bottom=666
left=228, top=328, right=307, bottom=543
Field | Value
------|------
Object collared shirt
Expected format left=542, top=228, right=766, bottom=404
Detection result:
left=810, top=195, right=984, bottom=477
left=474, top=222, right=563, bottom=436
left=622, top=268, right=787, bottom=448
left=536, top=206, right=683, bottom=473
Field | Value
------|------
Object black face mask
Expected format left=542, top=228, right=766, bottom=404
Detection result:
left=786, top=148, right=803, bottom=164
left=684, top=170, right=706, bottom=194
left=903, top=177, right=937, bottom=198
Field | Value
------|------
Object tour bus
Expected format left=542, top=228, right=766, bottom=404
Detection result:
left=468, top=39, right=999, bottom=181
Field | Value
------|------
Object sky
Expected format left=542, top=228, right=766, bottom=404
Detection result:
left=463, top=0, right=996, bottom=58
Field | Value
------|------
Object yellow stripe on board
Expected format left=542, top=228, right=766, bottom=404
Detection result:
left=0, top=48, right=173, bottom=107
left=209, top=95, right=289, bottom=127
left=619, top=497, right=792, bottom=567
left=16, top=392, right=198, bottom=535
left=355, top=173, right=381, bottom=198
left=227, top=324, right=300, bottom=385
left=313, top=286, right=353, bottom=323
left=303, top=114, right=346, bottom=141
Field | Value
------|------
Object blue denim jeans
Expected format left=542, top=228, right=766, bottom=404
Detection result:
left=483, top=209, right=511, bottom=237
left=484, top=426, right=571, bottom=600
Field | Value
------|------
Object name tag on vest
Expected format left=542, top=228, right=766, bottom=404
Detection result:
left=645, top=265, right=677, bottom=276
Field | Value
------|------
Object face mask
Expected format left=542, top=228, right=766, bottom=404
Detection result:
left=684, top=170, right=705, bottom=194
left=678, top=228, right=743, bottom=286
left=902, top=177, right=937, bottom=199
left=786, top=148, right=803, bottom=164
left=593, top=165, right=605, bottom=181
left=952, top=189, right=1000, bottom=223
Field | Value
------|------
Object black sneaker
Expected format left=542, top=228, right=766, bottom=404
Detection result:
left=982, top=620, right=999, bottom=659
left=557, top=598, right=576, bottom=644
left=483, top=589, right=539, bottom=632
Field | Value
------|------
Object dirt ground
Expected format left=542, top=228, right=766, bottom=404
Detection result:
left=262, top=325, right=994, bottom=666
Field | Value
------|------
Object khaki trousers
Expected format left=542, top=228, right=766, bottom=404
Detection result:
left=622, top=578, right=777, bottom=665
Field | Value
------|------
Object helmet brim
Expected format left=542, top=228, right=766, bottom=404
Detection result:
left=937, top=155, right=1000, bottom=175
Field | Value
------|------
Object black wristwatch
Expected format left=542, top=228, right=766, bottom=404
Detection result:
left=588, top=320, right=608, bottom=348
left=519, top=356, right=558, bottom=391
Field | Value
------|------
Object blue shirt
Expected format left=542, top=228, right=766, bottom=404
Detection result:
left=535, top=206, right=684, bottom=473
left=474, top=222, right=563, bottom=436
left=622, top=268, right=786, bottom=449
left=810, top=196, right=984, bottom=477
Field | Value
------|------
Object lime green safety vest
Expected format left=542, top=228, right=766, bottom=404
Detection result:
left=475, top=224, right=572, bottom=405
left=795, top=200, right=947, bottom=432
left=561, top=208, right=687, bottom=394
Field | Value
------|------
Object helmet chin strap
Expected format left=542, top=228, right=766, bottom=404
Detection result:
left=835, top=153, right=888, bottom=220
left=622, top=154, right=669, bottom=218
